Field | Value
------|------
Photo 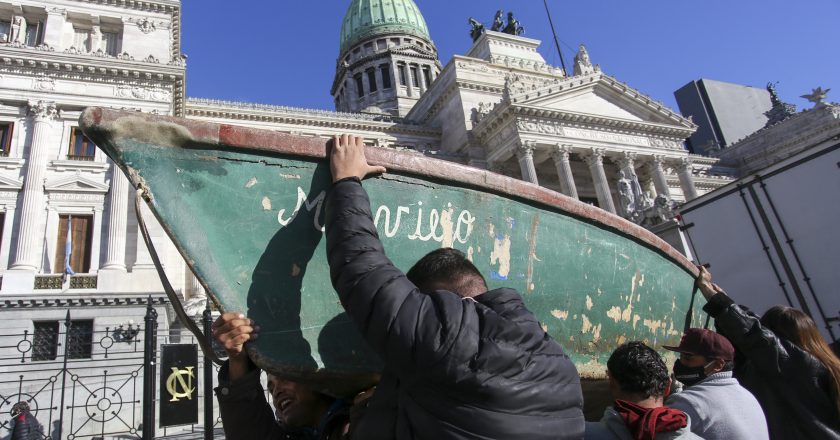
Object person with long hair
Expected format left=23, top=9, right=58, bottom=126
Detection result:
left=697, top=266, right=840, bottom=439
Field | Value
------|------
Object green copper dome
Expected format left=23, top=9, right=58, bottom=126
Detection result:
left=340, top=0, right=432, bottom=53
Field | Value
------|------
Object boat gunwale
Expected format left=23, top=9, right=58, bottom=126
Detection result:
left=80, top=107, right=699, bottom=279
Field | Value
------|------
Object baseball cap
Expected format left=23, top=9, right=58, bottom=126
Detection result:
left=663, top=328, right=734, bottom=361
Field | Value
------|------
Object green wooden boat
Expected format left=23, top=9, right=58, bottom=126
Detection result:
left=81, top=108, right=700, bottom=397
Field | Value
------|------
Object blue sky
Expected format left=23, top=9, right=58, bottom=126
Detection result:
left=182, top=0, right=839, bottom=113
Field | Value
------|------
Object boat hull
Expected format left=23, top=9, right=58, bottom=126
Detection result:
left=81, top=108, right=699, bottom=397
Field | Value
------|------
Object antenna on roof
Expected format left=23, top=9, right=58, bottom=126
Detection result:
left=543, top=0, right=568, bottom=76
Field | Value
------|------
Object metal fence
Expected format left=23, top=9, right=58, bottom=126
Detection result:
left=0, top=299, right=224, bottom=439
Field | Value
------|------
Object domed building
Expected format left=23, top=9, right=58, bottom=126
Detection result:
left=331, top=0, right=442, bottom=116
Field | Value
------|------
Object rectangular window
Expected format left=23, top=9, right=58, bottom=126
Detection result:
left=24, top=20, right=43, bottom=47
left=366, top=69, right=377, bottom=93
left=410, top=66, right=419, bottom=88
left=68, top=127, right=96, bottom=160
left=32, top=321, right=59, bottom=361
left=32, top=320, right=94, bottom=361
left=66, top=320, right=94, bottom=359
left=397, top=64, right=407, bottom=86
left=380, top=65, right=392, bottom=89
left=101, top=31, right=119, bottom=56
left=0, top=20, right=11, bottom=43
left=54, top=215, right=93, bottom=274
left=0, top=122, right=13, bottom=157
left=422, top=66, right=432, bottom=88
left=354, top=74, right=364, bottom=98
left=73, top=27, right=91, bottom=52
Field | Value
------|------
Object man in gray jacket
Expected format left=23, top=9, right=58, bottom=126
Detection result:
left=586, top=342, right=701, bottom=440
left=664, top=328, right=769, bottom=440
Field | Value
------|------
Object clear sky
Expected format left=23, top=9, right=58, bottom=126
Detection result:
left=182, top=0, right=839, bottom=113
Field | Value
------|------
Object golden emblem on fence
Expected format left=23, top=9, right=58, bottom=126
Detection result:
left=165, top=366, right=195, bottom=402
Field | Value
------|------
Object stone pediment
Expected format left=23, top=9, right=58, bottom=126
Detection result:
left=509, top=74, right=695, bottom=129
left=391, top=45, right=438, bottom=60
left=0, top=175, right=23, bottom=191
left=45, top=175, right=109, bottom=193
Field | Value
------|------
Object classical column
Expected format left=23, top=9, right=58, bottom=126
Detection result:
left=89, top=208, right=103, bottom=272
left=374, top=67, right=385, bottom=100
left=390, top=61, right=402, bottom=97
left=651, top=155, right=672, bottom=198
left=584, top=148, right=616, bottom=214
left=677, top=158, right=699, bottom=200
left=101, top=162, right=129, bottom=271
left=186, top=269, right=205, bottom=300
left=515, top=142, right=539, bottom=185
left=10, top=101, right=57, bottom=271
left=551, top=144, right=578, bottom=199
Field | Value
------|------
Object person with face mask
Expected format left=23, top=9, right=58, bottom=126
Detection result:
left=663, top=328, right=769, bottom=440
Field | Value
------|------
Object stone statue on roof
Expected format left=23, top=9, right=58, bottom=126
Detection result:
left=469, top=18, right=485, bottom=42
left=491, top=10, right=504, bottom=32
left=800, top=87, right=830, bottom=108
left=764, top=82, right=796, bottom=126
left=573, top=44, right=596, bottom=76
left=503, top=12, right=524, bottom=36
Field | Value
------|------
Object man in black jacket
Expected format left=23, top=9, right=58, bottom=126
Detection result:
left=326, top=134, right=584, bottom=439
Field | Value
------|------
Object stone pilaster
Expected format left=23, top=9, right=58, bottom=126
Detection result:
left=11, top=101, right=58, bottom=271
left=186, top=269, right=205, bottom=300
left=390, top=61, right=402, bottom=97
left=651, top=155, right=672, bottom=198
left=677, top=158, right=699, bottom=200
left=551, top=144, right=578, bottom=199
left=515, top=142, right=539, bottom=185
left=101, top=162, right=129, bottom=271
left=584, top=148, right=616, bottom=214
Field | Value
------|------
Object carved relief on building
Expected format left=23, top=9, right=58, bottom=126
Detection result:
left=115, top=84, right=172, bottom=102
left=457, top=61, right=490, bottom=73
left=28, top=100, right=58, bottom=120
left=33, top=75, right=56, bottom=91
left=136, top=18, right=158, bottom=34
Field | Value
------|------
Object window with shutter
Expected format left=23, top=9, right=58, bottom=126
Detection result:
left=32, top=321, right=59, bottom=361
left=73, top=27, right=91, bottom=52
left=380, top=65, right=392, bottom=89
left=0, top=122, right=12, bottom=157
left=54, top=215, right=93, bottom=274
left=24, top=20, right=42, bottom=47
left=0, top=20, right=10, bottom=42
left=68, top=127, right=96, bottom=160
left=101, top=31, right=119, bottom=56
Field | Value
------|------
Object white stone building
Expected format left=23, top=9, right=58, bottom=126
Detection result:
left=0, top=0, right=733, bottom=437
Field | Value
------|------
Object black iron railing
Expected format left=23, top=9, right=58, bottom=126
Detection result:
left=0, top=300, right=223, bottom=439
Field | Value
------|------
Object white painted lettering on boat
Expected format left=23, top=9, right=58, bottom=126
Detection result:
left=277, top=187, right=326, bottom=232
left=376, top=201, right=475, bottom=244
left=278, top=186, right=476, bottom=243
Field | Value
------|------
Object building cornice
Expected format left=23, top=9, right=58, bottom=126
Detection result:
left=0, top=45, right=184, bottom=114
left=474, top=100, right=695, bottom=144
left=0, top=293, right=168, bottom=309
left=718, top=104, right=840, bottom=167
left=59, top=0, right=181, bottom=13
left=0, top=45, right=185, bottom=75
left=186, top=98, right=442, bottom=138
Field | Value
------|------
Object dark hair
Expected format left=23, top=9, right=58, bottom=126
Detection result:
left=607, top=342, right=670, bottom=398
left=761, top=306, right=840, bottom=417
left=406, top=248, right=487, bottom=296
